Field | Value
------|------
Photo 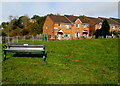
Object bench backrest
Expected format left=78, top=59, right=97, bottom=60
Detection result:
left=6, top=44, right=45, bottom=50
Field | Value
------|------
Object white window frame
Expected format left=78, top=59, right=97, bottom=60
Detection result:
left=54, top=27, right=58, bottom=29
left=65, top=24, right=69, bottom=29
left=76, top=24, right=79, bottom=28
left=99, top=25, right=102, bottom=29
left=46, top=26, right=48, bottom=29
left=84, top=24, right=86, bottom=28
left=112, top=26, right=115, bottom=29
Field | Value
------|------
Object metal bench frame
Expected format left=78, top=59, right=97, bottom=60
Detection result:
left=3, top=44, right=46, bottom=62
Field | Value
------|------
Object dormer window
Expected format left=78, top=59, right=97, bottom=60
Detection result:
left=76, top=24, right=79, bottom=28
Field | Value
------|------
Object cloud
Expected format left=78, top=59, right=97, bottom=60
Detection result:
left=0, top=2, right=2, bottom=24
left=84, top=2, right=118, bottom=18
left=2, top=2, right=25, bottom=22
left=44, top=2, right=118, bottom=18
left=29, top=2, right=53, bottom=16
left=1, top=2, right=118, bottom=23
left=1, top=0, right=120, bottom=2
left=2, top=2, right=59, bottom=21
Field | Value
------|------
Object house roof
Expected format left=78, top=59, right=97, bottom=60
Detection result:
left=79, top=17, right=89, bottom=23
left=48, top=15, right=70, bottom=23
left=64, top=15, right=88, bottom=23
left=48, top=14, right=120, bottom=25
left=98, top=17, right=119, bottom=25
left=48, top=14, right=89, bottom=24
left=110, top=18, right=120, bottom=24
left=86, top=17, right=102, bottom=24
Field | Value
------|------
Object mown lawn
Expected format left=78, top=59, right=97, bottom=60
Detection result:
left=1, top=38, right=119, bottom=84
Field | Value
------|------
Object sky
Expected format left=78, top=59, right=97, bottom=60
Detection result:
left=0, top=0, right=120, bottom=24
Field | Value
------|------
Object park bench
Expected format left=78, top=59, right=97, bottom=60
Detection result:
left=3, top=44, right=46, bottom=61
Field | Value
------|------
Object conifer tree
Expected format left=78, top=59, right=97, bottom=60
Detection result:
left=101, top=19, right=110, bottom=38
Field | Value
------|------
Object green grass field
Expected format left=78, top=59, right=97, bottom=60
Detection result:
left=2, top=39, right=119, bottom=84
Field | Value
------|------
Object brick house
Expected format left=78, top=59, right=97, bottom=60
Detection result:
left=98, top=17, right=119, bottom=32
left=43, top=14, right=90, bottom=40
left=84, top=17, right=119, bottom=36
left=43, top=14, right=120, bottom=40
left=110, top=18, right=120, bottom=31
left=84, top=17, right=103, bottom=35
left=110, top=18, right=120, bottom=37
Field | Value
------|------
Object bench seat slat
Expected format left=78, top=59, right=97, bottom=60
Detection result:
left=4, top=48, right=44, bottom=51
left=4, top=50, right=44, bottom=53
left=9, top=45, right=45, bottom=48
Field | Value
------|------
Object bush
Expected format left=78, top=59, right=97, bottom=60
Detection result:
left=2, top=31, right=7, bottom=36
left=94, top=29, right=102, bottom=38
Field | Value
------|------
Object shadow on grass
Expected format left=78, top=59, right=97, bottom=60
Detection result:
left=2, top=52, right=47, bottom=62
left=12, top=53, right=44, bottom=58
left=12, top=53, right=47, bottom=62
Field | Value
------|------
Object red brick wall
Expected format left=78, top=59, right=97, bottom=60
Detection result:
left=43, top=16, right=91, bottom=40
left=43, top=16, right=54, bottom=38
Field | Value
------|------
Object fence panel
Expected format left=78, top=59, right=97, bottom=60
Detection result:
left=2, top=35, right=43, bottom=44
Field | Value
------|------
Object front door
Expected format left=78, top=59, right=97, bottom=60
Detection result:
left=57, top=30, right=63, bottom=40
left=57, top=34, right=62, bottom=40
left=75, top=32, right=80, bottom=38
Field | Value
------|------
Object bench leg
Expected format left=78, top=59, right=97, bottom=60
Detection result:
left=42, top=51, right=46, bottom=62
left=3, top=51, right=6, bottom=61
left=43, top=55, right=46, bottom=62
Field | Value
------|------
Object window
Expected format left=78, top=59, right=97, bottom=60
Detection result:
left=65, top=24, right=69, bottom=29
left=58, top=24, right=61, bottom=27
left=84, top=24, right=86, bottom=28
left=112, top=26, right=115, bottom=29
left=115, top=26, right=117, bottom=28
left=49, top=35, right=52, bottom=38
left=119, top=26, right=120, bottom=28
left=64, top=34, right=70, bottom=38
left=46, top=26, right=48, bottom=29
left=75, top=33, right=80, bottom=38
left=83, top=30, right=88, bottom=35
left=99, top=25, right=102, bottom=29
left=54, top=27, right=58, bottom=29
left=76, top=24, right=79, bottom=28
